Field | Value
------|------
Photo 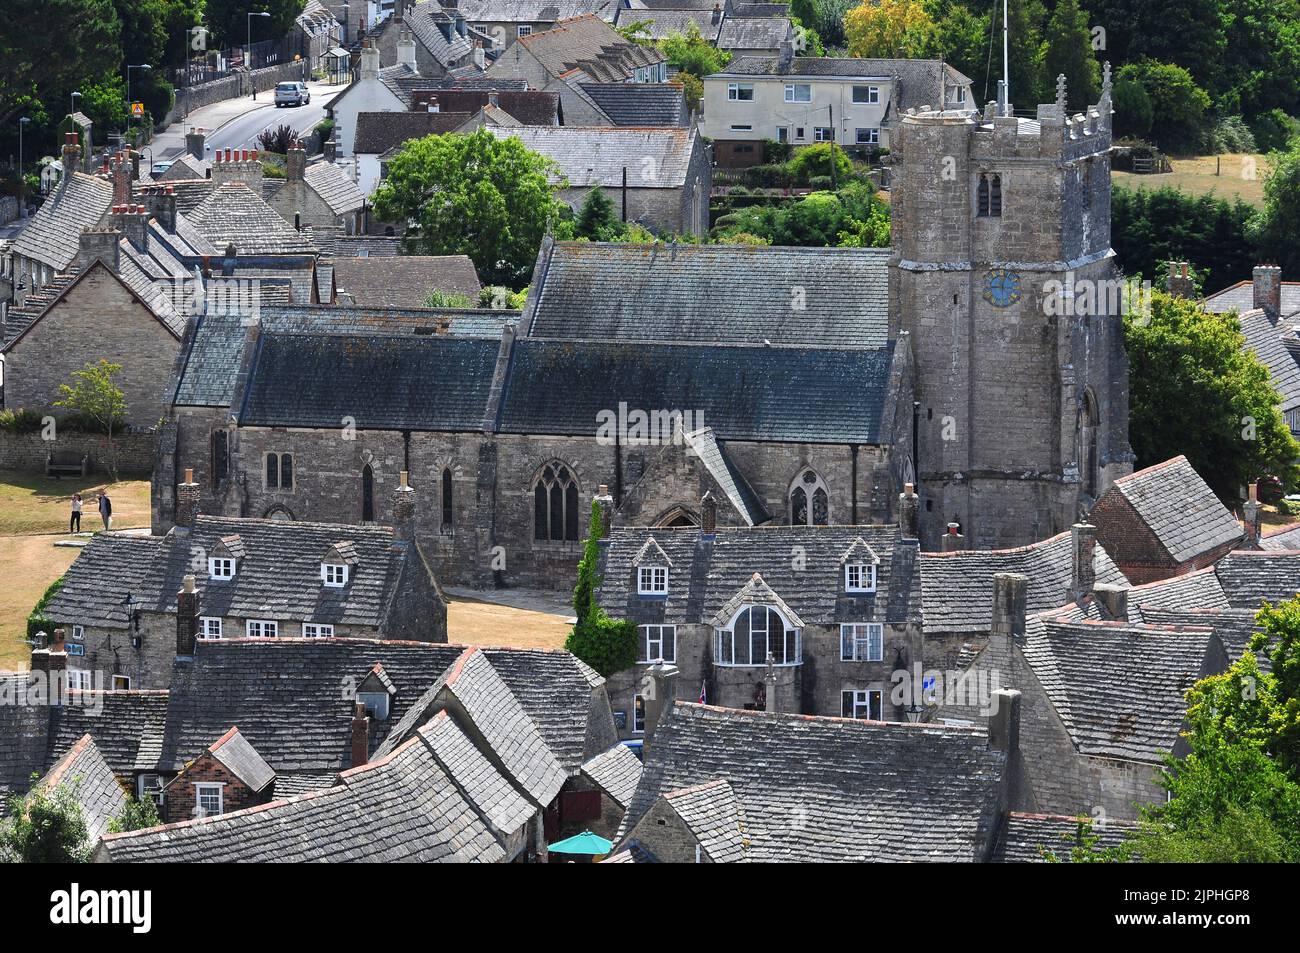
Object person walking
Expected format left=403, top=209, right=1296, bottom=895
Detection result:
left=98, top=492, right=112, bottom=532
left=70, top=493, right=82, bottom=533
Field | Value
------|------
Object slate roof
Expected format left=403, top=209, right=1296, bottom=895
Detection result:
left=396, top=2, right=475, bottom=68
left=97, top=725, right=510, bottom=863
left=683, top=428, right=771, bottom=526
left=1214, top=551, right=1300, bottom=608
left=618, top=703, right=1009, bottom=862
left=419, top=709, right=537, bottom=836
left=581, top=743, right=643, bottom=808
left=484, top=125, right=695, bottom=188
left=332, top=236, right=402, bottom=257
left=1105, top=456, right=1243, bottom=564
left=1202, top=280, right=1300, bottom=315
left=331, top=255, right=482, bottom=306
left=598, top=524, right=919, bottom=627
left=577, top=82, right=688, bottom=125
left=304, top=161, right=366, bottom=215
left=1139, top=607, right=1267, bottom=672
left=504, top=14, right=663, bottom=81
left=613, top=9, right=721, bottom=42
left=497, top=338, right=896, bottom=443
left=717, top=16, right=791, bottom=51
left=187, top=182, right=319, bottom=256
left=662, top=778, right=749, bottom=861
left=718, top=56, right=972, bottom=111
left=458, top=0, right=620, bottom=21
left=47, top=516, right=418, bottom=631
left=156, top=153, right=211, bottom=182
left=525, top=241, right=890, bottom=348
left=1261, top=522, right=1300, bottom=550
left=240, top=333, right=500, bottom=430
left=992, top=812, right=1136, bottom=862
left=412, top=88, right=561, bottom=125
left=1022, top=616, right=1214, bottom=761
left=2, top=273, right=79, bottom=344
left=352, top=110, right=475, bottom=154
left=36, top=734, right=130, bottom=845
left=10, top=172, right=113, bottom=272
left=920, top=532, right=1129, bottom=635
left=208, top=727, right=276, bottom=793
left=0, top=674, right=52, bottom=806
left=1126, top=567, right=1229, bottom=617
left=47, top=691, right=173, bottom=775
left=1232, top=308, right=1300, bottom=423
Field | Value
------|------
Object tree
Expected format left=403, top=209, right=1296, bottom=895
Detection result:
left=371, top=129, right=570, bottom=287
left=565, top=500, right=637, bottom=677
left=1251, top=137, right=1300, bottom=275
left=1124, top=290, right=1300, bottom=500
left=54, top=360, right=128, bottom=483
left=660, top=21, right=729, bottom=78
left=845, top=0, right=938, bottom=59
left=1111, top=79, right=1153, bottom=139
left=1042, top=0, right=1099, bottom=110
left=926, top=0, right=990, bottom=89
left=786, top=142, right=852, bottom=182
left=1005, top=0, right=1048, bottom=109
left=1117, top=59, right=1211, bottom=153
left=203, top=0, right=305, bottom=51
left=1, top=778, right=91, bottom=863
left=574, top=187, right=622, bottom=241
left=108, top=796, right=162, bottom=834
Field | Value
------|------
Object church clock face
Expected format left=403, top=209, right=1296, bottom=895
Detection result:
left=983, top=269, right=1021, bottom=308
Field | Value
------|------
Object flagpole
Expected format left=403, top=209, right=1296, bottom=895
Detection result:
left=1002, top=0, right=1010, bottom=116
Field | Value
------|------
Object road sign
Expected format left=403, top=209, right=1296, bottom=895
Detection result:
left=131, top=102, right=145, bottom=118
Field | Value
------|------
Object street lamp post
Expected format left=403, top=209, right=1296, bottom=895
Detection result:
left=126, top=64, right=152, bottom=141
left=70, top=90, right=81, bottom=117
left=18, top=116, right=31, bottom=218
left=248, top=10, right=272, bottom=100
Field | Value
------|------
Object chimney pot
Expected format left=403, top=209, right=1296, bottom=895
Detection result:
left=898, top=483, right=919, bottom=538
left=1253, top=264, right=1282, bottom=320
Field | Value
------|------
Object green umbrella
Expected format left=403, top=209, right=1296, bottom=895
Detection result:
left=548, top=830, right=614, bottom=855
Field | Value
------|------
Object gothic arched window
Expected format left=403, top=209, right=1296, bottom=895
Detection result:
left=361, top=464, right=374, bottom=522
left=977, top=173, right=1002, bottom=217
left=441, top=468, right=453, bottom=527
left=533, top=463, right=580, bottom=542
left=1079, top=391, right=1099, bottom=498
left=789, top=469, right=830, bottom=526
left=265, top=452, right=293, bottom=491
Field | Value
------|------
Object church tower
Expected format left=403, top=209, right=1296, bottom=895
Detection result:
left=889, top=70, right=1132, bottom=550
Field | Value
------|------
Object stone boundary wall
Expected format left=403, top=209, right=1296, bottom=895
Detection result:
left=162, top=63, right=309, bottom=126
left=0, top=195, right=18, bottom=225
left=0, top=430, right=158, bottom=476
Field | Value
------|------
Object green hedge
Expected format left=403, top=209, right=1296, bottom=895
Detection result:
left=27, top=576, right=65, bottom=642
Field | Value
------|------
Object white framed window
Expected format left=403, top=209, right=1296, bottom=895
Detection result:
left=137, top=774, right=165, bottom=806
left=70, top=625, right=84, bottom=641
left=246, top=619, right=279, bottom=638
left=518, top=25, right=532, bottom=36
left=638, top=566, right=668, bottom=595
left=208, top=557, right=235, bottom=580
left=852, top=85, right=880, bottom=105
left=358, top=691, right=390, bottom=720
left=303, top=622, right=335, bottom=638
left=195, top=782, right=224, bottom=817
left=727, top=83, right=755, bottom=101
left=784, top=83, right=811, bottom=103
left=845, top=563, right=877, bottom=592
left=111, top=675, right=131, bottom=690
left=840, top=623, right=884, bottom=661
left=638, top=624, right=676, bottom=663
left=953, top=85, right=967, bottom=104
left=715, top=605, right=801, bottom=666
left=855, top=127, right=880, bottom=146
left=67, top=669, right=92, bottom=690
left=842, top=688, right=883, bottom=720
left=322, top=563, right=349, bottom=587
left=199, top=617, right=223, bottom=639
left=813, top=126, right=835, bottom=142
left=633, top=694, right=646, bottom=734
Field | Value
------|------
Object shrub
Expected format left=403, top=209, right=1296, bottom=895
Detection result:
left=0, top=408, right=46, bottom=433
left=256, top=123, right=299, bottom=154
left=1207, top=116, right=1257, bottom=154
left=808, top=175, right=834, bottom=190
left=762, top=139, right=792, bottom=164
left=1249, top=108, right=1298, bottom=153
left=787, top=143, right=852, bottom=184
left=565, top=501, right=636, bottom=677
left=423, top=289, right=476, bottom=308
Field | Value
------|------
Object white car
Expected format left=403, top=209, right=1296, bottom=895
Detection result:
left=275, top=82, right=311, bottom=107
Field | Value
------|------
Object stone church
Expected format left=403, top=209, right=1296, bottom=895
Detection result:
left=152, top=73, right=1129, bottom=588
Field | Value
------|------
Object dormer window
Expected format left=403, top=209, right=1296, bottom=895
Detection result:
left=845, top=563, right=876, bottom=593
left=322, top=563, right=349, bottom=587
left=209, top=557, right=235, bottom=580
left=357, top=691, right=390, bottom=720
left=638, top=566, right=668, bottom=595
left=715, top=605, right=801, bottom=666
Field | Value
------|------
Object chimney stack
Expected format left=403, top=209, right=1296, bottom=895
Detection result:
left=392, top=470, right=416, bottom=542
left=76, top=227, right=122, bottom=271
left=1166, top=261, right=1194, bottom=298
left=712, top=3, right=722, bottom=25
left=1243, top=482, right=1261, bottom=546
left=1254, top=264, right=1282, bottom=321
left=211, top=147, right=264, bottom=193
left=360, top=44, right=380, bottom=81
left=285, top=139, right=306, bottom=181
left=176, top=468, right=201, bottom=530
left=991, top=573, right=1027, bottom=641
left=898, top=482, right=919, bottom=538
left=1069, top=522, right=1097, bottom=602
left=987, top=688, right=1022, bottom=754
left=142, top=185, right=177, bottom=232
left=777, top=38, right=794, bottom=71
left=110, top=152, right=132, bottom=205
left=351, top=703, right=371, bottom=767
left=700, top=490, right=717, bottom=536
left=941, top=522, right=964, bottom=552
left=1093, top=583, right=1129, bottom=621
left=397, top=29, right=417, bottom=70
left=642, top=662, right=678, bottom=747
left=60, top=133, right=83, bottom=184
left=31, top=629, right=69, bottom=687
left=186, top=127, right=207, bottom=161
left=109, top=203, right=149, bottom=252
left=176, top=574, right=200, bottom=656
left=594, top=484, right=614, bottom=536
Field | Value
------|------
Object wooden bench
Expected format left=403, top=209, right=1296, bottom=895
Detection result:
left=46, top=451, right=88, bottom=478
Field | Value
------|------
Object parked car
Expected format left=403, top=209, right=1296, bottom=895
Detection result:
left=275, top=82, right=311, bottom=107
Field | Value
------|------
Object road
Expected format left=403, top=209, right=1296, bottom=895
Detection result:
left=151, top=79, right=345, bottom=163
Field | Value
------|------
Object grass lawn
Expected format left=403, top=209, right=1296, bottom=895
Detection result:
left=0, top=472, right=151, bottom=536
left=0, top=535, right=80, bottom=670
left=447, top=595, right=573, bottom=650
left=1114, top=153, right=1271, bottom=206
